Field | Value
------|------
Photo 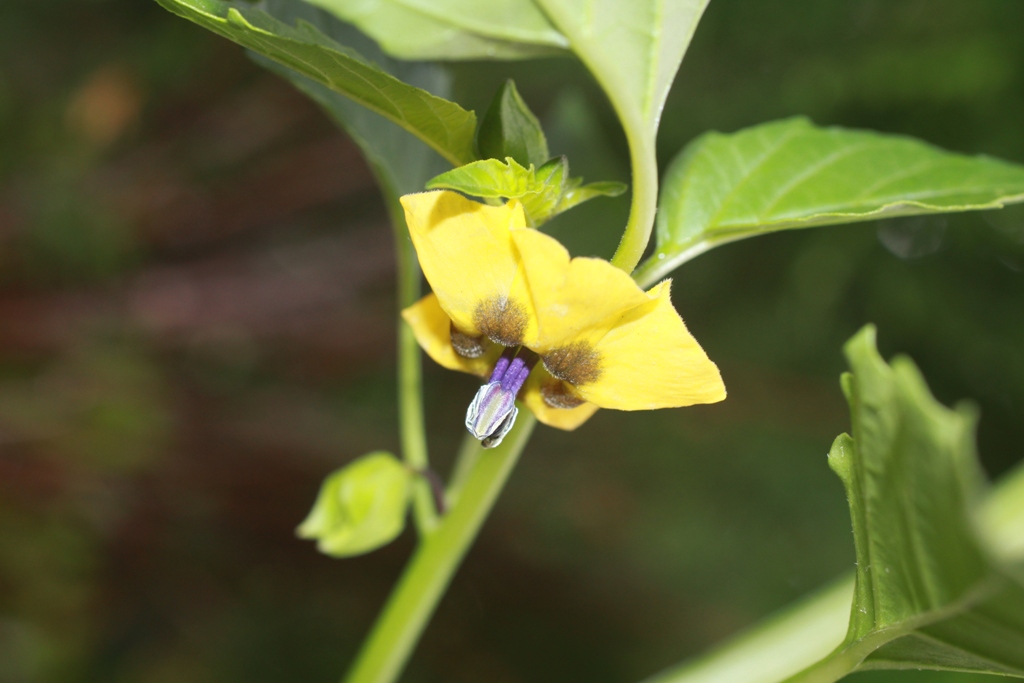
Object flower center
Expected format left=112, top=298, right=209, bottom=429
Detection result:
left=465, top=346, right=538, bottom=448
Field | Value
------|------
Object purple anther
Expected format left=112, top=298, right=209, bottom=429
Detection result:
left=499, top=356, right=532, bottom=393
left=489, top=351, right=513, bottom=384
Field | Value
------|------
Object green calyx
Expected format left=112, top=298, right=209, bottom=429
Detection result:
left=297, top=451, right=413, bottom=558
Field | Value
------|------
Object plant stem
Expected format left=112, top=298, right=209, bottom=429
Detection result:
left=343, top=414, right=536, bottom=683
left=632, top=233, right=752, bottom=290
left=350, top=90, right=658, bottom=682
left=383, top=190, right=437, bottom=535
left=610, top=124, right=659, bottom=274
left=445, top=430, right=484, bottom=506
left=631, top=240, right=716, bottom=289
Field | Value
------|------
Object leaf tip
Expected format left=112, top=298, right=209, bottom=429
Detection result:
left=827, top=432, right=855, bottom=483
left=843, top=324, right=878, bottom=361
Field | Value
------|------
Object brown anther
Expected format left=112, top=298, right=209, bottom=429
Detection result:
left=449, top=323, right=487, bottom=358
left=543, top=341, right=602, bottom=387
left=541, top=379, right=586, bottom=409
left=473, top=295, right=527, bottom=347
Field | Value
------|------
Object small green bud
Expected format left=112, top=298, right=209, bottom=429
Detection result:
left=297, top=452, right=412, bottom=558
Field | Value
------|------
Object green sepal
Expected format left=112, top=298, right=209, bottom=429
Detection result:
left=297, top=451, right=413, bottom=558
left=476, top=80, right=549, bottom=168
left=427, top=156, right=539, bottom=199
left=426, top=155, right=626, bottom=227
left=517, top=156, right=568, bottom=224
left=555, top=179, right=626, bottom=213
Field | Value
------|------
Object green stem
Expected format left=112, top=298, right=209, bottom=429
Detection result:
left=349, top=85, right=659, bottom=682
left=343, top=414, right=537, bottom=683
left=632, top=232, right=754, bottom=290
left=445, top=431, right=483, bottom=506
left=610, top=123, right=659, bottom=273
left=632, top=239, right=716, bottom=289
left=383, top=189, right=437, bottom=535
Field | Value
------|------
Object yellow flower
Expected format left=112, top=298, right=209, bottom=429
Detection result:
left=400, top=190, right=725, bottom=445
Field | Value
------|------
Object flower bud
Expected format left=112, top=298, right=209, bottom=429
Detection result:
left=297, top=451, right=411, bottom=557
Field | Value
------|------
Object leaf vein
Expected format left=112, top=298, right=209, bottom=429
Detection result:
left=707, top=122, right=806, bottom=227
left=756, top=140, right=876, bottom=219
left=853, top=158, right=947, bottom=199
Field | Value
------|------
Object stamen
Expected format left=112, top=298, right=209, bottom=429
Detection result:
left=473, top=295, right=527, bottom=347
left=450, top=323, right=487, bottom=359
left=466, top=347, right=538, bottom=448
left=542, top=341, right=602, bottom=387
left=488, top=346, right=517, bottom=383
left=541, top=379, right=586, bottom=409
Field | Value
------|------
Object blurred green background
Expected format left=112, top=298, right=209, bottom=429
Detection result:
left=1, top=1, right=1023, bottom=682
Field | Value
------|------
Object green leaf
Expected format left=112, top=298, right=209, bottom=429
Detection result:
left=153, top=0, right=477, bottom=166
left=251, top=0, right=448, bottom=196
left=637, top=117, right=1024, bottom=286
left=301, top=0, right=567, bottom=60
left=643, top=327, right=1024, bottom=683
left=297, top=452, right=412, bottom=558
left=477, top=80, right=550, bottom=168
left=981, top=460, right=1024, bottom=572
left=814, top=326, right=1024, bottom=678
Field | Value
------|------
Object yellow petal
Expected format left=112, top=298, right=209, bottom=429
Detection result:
left=510, top=227, right=650, bottom=353
left=401, top=293, right=502, bottom=378
left=509, top=228, right=723, bottom=409
left=401, top=191, right=536, bottom=347
left=573, top=280, right=726, bottom=410
left=520, top=366, right=600, bottom=431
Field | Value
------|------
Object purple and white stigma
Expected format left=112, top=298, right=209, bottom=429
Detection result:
left=465, top=348, right=537, bottom=448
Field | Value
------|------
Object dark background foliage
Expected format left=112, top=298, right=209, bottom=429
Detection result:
left=1, top=1, right=1023, bottom=682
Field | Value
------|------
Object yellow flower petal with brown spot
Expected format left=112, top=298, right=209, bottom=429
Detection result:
left=402, top=293, right=502, bottom=378
left=510, top=227, right=650, bottom=355
left=401, top=191, right=536, bottom=348
left=571, top=281, right=726, bottom=410
left=521, top=367, right=599, bottom=431
left=399, top=190, right=726, bottom=431
left=509, top=226, right=724, bottom=411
